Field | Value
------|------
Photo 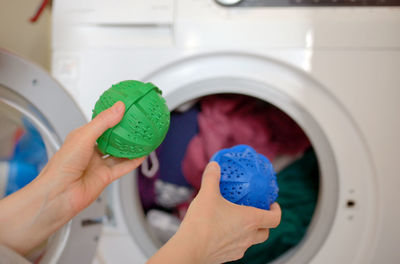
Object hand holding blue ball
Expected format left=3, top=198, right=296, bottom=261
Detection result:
left=211, top=145, right=279, bottom=210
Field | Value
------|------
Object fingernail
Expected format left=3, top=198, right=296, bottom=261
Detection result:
left=208, top=161, right=220, bottom=170
left=270, top=203, right=280, bottom=210
left=113, top=101, right=125, bottom=114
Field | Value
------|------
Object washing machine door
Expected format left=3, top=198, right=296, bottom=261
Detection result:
left=0, top=50, right=105, bottom=264
left=116, top=53, right=378, bottom=264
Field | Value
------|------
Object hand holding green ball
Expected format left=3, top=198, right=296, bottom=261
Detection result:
left=92, top=80, right=170, bottom=159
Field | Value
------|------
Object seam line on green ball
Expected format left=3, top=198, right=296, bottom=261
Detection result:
left=103, top=86, right=155, bottom=154
left=132, top=83, right=157, bottom=105
left=105, top=85, right=157, bottom=154
left=121, top=84, right=157, bottom=117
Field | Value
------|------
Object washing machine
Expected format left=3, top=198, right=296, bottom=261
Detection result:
left=24, top=0, right=400, bottom=263
left=0, top=49, right=105, bottom=263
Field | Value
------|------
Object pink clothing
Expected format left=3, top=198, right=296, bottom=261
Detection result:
left=182, top=95, right=310, bottom=190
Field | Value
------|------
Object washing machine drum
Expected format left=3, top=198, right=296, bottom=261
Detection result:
left=0, top=50, right=104, bottom=264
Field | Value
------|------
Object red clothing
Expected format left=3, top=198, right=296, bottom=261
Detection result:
left=182, top=95, right=310, bottom=190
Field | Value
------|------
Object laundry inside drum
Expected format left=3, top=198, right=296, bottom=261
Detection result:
left=136, top=94, right=320, bottom=263
left=0, top=100, right=50, bottom=261
left=0, top=101, right=49, bottom=197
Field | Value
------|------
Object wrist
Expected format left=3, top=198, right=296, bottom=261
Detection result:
left=0, top=172, right=71, bottom=254
left=173, top=228, right=204, bottom=263
left=147, top=226, right=204, bottom=264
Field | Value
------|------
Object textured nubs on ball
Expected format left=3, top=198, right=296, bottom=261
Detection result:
left=211, top=145, right=278, bottom=210
left=92, top=80, right=170, bottom=159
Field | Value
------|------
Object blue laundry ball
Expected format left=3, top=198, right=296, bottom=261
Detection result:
left=210, top=145, right=278, bottom=210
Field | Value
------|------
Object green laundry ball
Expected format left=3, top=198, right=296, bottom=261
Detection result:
left=92, top=80, right=170, bottom=159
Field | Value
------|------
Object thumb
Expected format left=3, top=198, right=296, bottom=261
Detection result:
left=199, top=162, right=222, bottom=195
left=84, top=101, right=125, bottom=144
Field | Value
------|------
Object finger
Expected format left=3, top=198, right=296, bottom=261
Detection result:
left=80, top=154, right=109, bottom=195
left=83, top=155, right=145, bottom=194
left=243, top=202, right=281, bottom=229
left=253, top=229, right=270, bottom=245
left=110, top=156, right=146, bottom=180
left=258, top=203, right=281, bottom=228
left=199, top=162, right=221, bottom=195
left=82, top=101, right=125, bottom=144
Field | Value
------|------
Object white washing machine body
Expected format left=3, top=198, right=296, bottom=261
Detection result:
left=52, top=1, right=400, bottom=263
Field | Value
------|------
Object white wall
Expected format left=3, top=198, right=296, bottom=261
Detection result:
left=0, top=0, right=51, bottom=70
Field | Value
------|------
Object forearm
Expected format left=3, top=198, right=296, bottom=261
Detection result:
left=0, top=172, right=71, bottom=255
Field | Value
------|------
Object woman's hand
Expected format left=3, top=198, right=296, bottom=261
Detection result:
left=42, top=101, right=145, bottom=215
left=148, top=162, right=281, bottom=264
left=0, top=101, right=145, bottom=255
